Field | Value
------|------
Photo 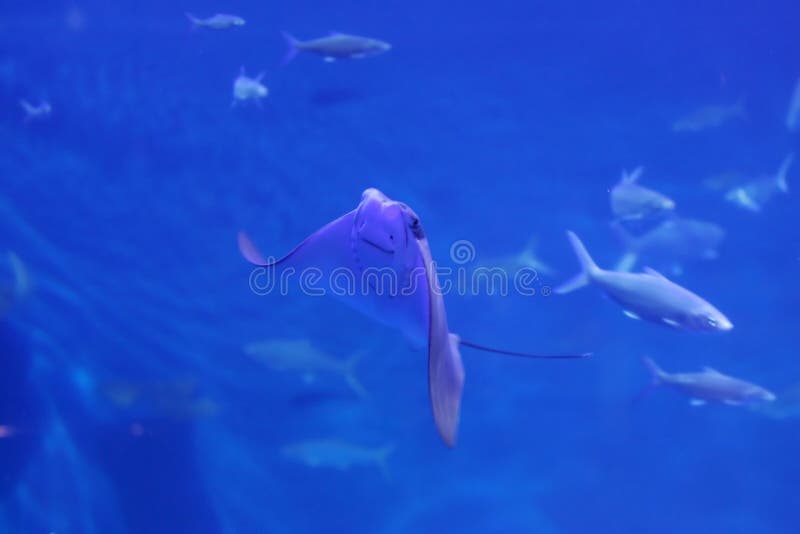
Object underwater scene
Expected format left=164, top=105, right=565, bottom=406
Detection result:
left=1, top=0, right=799, bottom=532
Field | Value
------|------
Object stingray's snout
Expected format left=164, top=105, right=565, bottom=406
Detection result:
left=361, top=188, right=388, bottom=203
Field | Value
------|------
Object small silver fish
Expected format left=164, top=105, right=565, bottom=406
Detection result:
left=612, top=217, right=725, bottom=274
left=232, top=68, right=268, bottom=106
left=19, top=99, right=51, bottom=123
left=244, top=338, right=367, bottom=397
left=725, top=153, right=793, bottom=212
left=282, top=31, right=391, bottom=64
left=479, top=237, right=556, bottom=278
left=281, top=438, right=394, bottom=478
left=672, top=99, right=745, bottom=133
left=642, top=356, right=775, bottom=406
left=186, top=12, right=245, bottom=30
left=787, top=77, right=800, bottom=132
left=610, top=167, right=675, bottom=221
left=556, top=231, right=733, bottom=332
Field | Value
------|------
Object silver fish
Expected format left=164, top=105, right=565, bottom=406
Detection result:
left=610, top=167, right=675, bottom=221
left=243, top=338, right=367, bottom=397
left=556, top=231, right=733, bottom=331
left=642, top=356, right=775, bottom=406
left=725, top=153, right=793, bottom=212
left=282, top=438, right=394, bottom=478
left=232, top=68, right=268, bottom=105
left=282, top=31, right=391, bottom=63
left=672, top=99, right=745, bottom=133
left=787, top=77, right=800, bottom=132
left=186, top=13, right=245, bottom=30
left=612, top=217, right=725, bottom=274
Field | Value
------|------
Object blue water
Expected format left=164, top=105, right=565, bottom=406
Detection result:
left=1, top=1, right=799, bottom=532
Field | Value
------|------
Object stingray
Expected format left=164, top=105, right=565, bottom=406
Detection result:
left=239, top=188, right=588, bottom=446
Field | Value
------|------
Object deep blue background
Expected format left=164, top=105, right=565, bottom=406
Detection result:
left=1, top=1, right=799, bottom=532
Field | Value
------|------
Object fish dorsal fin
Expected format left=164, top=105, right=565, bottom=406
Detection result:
left=643, top=267, right=667, bottom=279
left=621, top=166, right=644, bottom=184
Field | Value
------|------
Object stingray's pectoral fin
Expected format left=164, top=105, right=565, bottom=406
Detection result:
left=238, top=231, right=268, bottom=265
left=429, top=332, right=465, bottom=448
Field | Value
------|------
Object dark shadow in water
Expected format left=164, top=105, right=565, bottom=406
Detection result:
left=309, top=88, right=365, bottom=108
left=289, top=390, right=359, bottom=410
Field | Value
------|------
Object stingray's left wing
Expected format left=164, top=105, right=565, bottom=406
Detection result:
left=418, top=237, right=465, bottom=448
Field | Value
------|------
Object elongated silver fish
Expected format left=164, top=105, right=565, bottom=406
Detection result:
left=610, top=167, right=675, bottom=221
left=642, top=356, right=775, bottom=406
left=186, top=13, right=245, bottom=30
left=282, top=31, right=391, bottom=64
left=556, top=231, right=732, bottom=331
left=282, top=438, right=394, bottom=479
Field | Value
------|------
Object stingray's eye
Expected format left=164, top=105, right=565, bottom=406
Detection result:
left=389, top=235, right=394, bottom=241
left=409, top=216, right=420, bottom=228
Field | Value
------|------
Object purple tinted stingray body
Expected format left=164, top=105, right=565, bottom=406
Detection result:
left=239, top=188, right=464, bottom=446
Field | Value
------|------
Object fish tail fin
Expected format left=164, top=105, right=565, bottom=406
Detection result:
left=343, top=350, right=369, bottom=398
left=641, top=356, right=665, bottom=385
left=776, top=153, right=794, bottom=193
left=237, top=231, right=268, bottom=265
left=633, top=356, right=664, bottom=404
left=281, top=31, right=300, bottom=65
left=554, top=231, right=599, bottom=294
left=375, top=444, right=395, bottom=481
left=185, top=12, right=201, bottom=28
left=621, top=166, right=645, bottom=184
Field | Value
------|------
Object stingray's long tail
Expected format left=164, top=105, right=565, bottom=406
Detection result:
left=459, top=339, right=591, bottom=359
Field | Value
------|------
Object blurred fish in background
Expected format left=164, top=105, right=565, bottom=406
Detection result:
left=725, top=153, right=794, bottom=212
left=244, top=338, right=368, bottom=398
left=672, top=98, right=746, bottom=133
left=612, top=217, right=725, bottom=275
